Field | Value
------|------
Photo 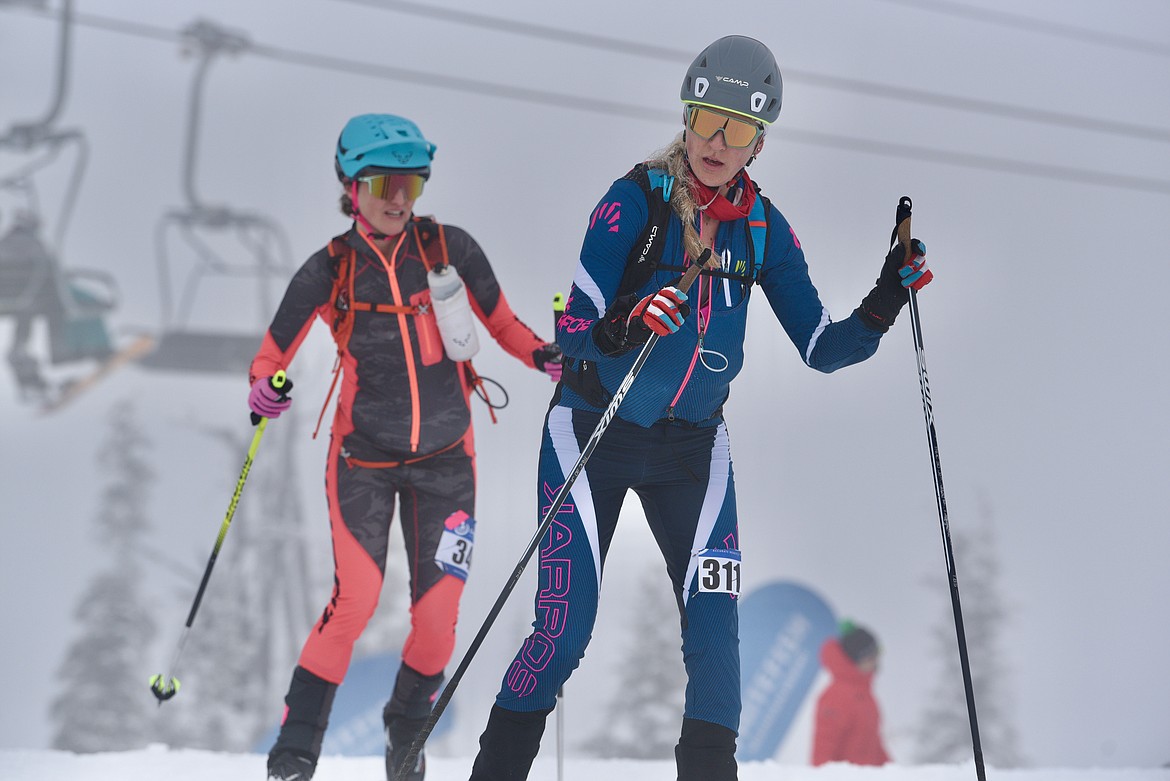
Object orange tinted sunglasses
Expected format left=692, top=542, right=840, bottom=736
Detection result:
left=686, top=105, right=764, bottom=148
left=358, top=173, right=426, bottom=200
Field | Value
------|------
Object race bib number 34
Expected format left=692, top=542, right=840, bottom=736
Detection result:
left=435, top=511, right=476, bottom=582
left=698, top=548, right=741, bottom=595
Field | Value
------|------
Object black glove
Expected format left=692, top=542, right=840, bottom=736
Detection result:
left=855, top=238, right=926, bottom=332
left=592, top=294, right=641, bottom=356
left=532, top=343, right=563, bottom=381
left=593, top=277, right=694, bottom=355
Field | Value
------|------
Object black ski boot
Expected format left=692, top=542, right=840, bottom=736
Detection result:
left=675, top=717, right=738, bottom=781
left=383, top=664, right=445, bottom=781
left=468, top=704, right=554, bottom=781
left=267, top=666, right=338, bottom=781
left=267, top=751, right=316, bottom=781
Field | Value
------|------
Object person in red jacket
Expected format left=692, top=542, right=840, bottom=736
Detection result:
left=252, top=113, right=562, bottom=781
left=811, top=622, right=892, bottom=766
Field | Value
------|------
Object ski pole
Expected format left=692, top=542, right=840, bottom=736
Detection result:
left=394, top=252, right=718, bottom=781
left=897, top=197, right=986, bottom=780
left=556, top=686, right=565, bottom=781
left=148, top=370, right=290, bottom=703
left=552, top=291, right=566, bottom=331
left=553, top=294, right=567, bottom=781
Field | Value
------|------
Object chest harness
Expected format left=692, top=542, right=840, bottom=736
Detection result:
left=564, top=163, right=770, bottom=410
left=311, top=218, right=499, bottom=463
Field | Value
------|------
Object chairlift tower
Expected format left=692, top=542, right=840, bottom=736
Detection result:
left=139, top=19, right=294, bottom=376
left=134, top=18, right=315, bottom=716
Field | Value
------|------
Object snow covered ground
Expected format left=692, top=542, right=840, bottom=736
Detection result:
left=3, top=747, right=1169, bottom=781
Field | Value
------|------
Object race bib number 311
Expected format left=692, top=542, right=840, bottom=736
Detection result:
left=435, top=511, right=476, bottom=581
left=697, top=548, right=741, bottom=595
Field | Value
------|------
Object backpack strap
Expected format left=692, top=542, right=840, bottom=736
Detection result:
left=412, top=215, right=450, bottom=272
left=314, top=221, right=458, bottom=438
left=327, top=234, right=357, bottom=345
left=635, top=173, right=768, bottom=288
left=615, top=163, right=674, bottom=298
left=745, top=192, right=769, bottom=283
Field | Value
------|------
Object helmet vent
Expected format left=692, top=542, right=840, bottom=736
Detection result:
left=764, top=74, right=774, bottom=85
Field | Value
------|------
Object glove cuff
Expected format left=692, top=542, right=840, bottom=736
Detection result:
left=855, top=279, right=907, bottom=333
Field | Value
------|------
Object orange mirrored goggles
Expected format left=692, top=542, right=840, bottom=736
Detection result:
left=358, top=173, right=426, bottom=200
left=686, top=105, right=764, bottom=148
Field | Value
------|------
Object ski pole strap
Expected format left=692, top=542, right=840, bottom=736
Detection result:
left=466, top=360, right=500, bottom=424
left=679, top=248, right=714, bottom=294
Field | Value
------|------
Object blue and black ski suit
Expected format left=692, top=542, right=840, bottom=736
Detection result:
left=491, top=165, right=887, bottom=735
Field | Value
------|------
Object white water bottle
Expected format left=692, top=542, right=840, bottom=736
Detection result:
left=427, top=263, right=480, bottom=361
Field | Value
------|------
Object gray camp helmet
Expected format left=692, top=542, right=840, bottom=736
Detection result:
left=680, top=35, right=783, bottom=125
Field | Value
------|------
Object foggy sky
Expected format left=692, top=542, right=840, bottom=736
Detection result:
left=1, top=0, right=1168, bottom=768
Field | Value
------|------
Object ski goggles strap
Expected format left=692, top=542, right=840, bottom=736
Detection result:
left=686, top=105, right=764, bottom=148
left=358, top=172, right=426, bottom=200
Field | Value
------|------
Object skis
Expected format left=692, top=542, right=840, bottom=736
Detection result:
left=39, top=334, right=156, bottom=414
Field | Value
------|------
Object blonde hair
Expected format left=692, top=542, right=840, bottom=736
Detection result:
left=644, top=133, right=705, bottom=260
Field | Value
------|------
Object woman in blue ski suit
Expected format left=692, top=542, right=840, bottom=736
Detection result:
left=467, top=35, right=932, bottom=781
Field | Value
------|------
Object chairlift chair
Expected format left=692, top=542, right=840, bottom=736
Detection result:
left=0, top=0, right=124, bottom=401
left=137, top=19, right=293, bottom=376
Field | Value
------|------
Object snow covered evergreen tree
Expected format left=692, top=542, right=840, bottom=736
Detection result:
left=581, top=567, right=688, bottom=759
left=153, top=423, right=285, bottom=752
left=153, top=411, right=316, bottom=752
left=153, top=530, right=270, bottom=751
left=913, top=499, right=1025, bottom=767
left=50, top=400, right=158, bottom=752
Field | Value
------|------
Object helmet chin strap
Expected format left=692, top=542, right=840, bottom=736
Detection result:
left=351, top=180, right=389, bottom=241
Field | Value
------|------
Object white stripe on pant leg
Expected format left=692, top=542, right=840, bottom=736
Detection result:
left=548, top=405, right=603, bottom=591
left=682, top=422, right=732, bottom=607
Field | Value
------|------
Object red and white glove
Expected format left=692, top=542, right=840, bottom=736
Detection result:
left=897, top=239, right=932, bottom=290
left=628, top=286, right=689, bottom=338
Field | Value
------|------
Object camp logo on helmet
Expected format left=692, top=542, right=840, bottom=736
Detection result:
left=693, top=77, right=710, bottom=98
left=716, top=75, right=750, bottom=88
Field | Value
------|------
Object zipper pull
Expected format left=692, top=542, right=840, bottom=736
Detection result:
left=666, top=405, right=676, bottom=421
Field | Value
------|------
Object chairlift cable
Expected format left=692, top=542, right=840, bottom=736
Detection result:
left=4, top=3, right=1169, bottom=198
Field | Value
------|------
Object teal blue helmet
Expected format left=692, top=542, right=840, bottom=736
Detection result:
left=334, top=114, right=436, bottom=181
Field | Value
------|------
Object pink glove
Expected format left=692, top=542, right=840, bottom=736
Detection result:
left=248, top=375, right=293, bottom=421
left=533, top=343, right=563, bottom=383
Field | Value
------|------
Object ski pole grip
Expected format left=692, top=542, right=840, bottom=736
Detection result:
left=677, top=248, right=719, bottom=295
left=270, top=370, right=294, bottom=401
left=896, top=196, right=913, bottom=252
left=552, top=292, right=565, bottom=332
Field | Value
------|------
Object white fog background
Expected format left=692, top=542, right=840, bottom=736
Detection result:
left=1, top=0, right=1168, bottom=771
